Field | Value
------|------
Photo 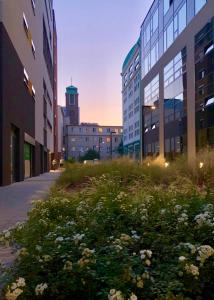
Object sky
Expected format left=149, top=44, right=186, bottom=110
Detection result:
left=54, top=0, right=153, bottom=126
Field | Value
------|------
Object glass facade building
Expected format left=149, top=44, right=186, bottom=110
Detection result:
left=140, top=0, right=213, bottom=160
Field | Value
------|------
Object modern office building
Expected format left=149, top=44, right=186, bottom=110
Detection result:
left=140, top=0, right=214, bottom=162
left=122, top=39, right=141, bottom=160
left=0, top=0, right=56, bottom=186
left=64, top=123, right=123, bottom=161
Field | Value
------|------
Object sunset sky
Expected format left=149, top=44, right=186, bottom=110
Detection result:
left=54, top=0, right=153, bottom=125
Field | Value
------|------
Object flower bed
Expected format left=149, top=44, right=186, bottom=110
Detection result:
left=0, top=157, right=214, bottom=300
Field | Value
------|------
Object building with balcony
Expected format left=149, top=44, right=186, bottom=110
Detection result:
left=0, top=0, right=56, bottom=185
left=64, top=123, right=123, bottom=161
left=122, top=39, right=141, bottom=160
left=140, top=0, right=214, bottom=161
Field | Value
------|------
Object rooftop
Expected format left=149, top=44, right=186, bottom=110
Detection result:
left=66, top=85, right=78, bottom=95
left=122, top=38, right=140, bottom=71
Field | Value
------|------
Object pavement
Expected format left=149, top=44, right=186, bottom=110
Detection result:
left=0, top=171, right=61, bottom=232
left=0, top=171, right=62, bottom=293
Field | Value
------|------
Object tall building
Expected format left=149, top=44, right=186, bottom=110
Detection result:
left=53, top=10, right=59, bottom=163
left=0, top=0, right=56, bottom=186
left=122, top=39, right=141, bottom=160
left=64, top=123, right=123, bottom=161
left=65, top=85, right=80, bottom=126
left=140, top=0, right=214, bottom=162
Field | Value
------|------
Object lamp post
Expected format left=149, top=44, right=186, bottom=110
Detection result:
left=110, top=131, right=116, bottom=160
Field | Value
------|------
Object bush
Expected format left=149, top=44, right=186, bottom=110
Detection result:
left=1, top=153, right=214, bottom=300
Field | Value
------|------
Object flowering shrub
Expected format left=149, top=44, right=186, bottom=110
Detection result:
left=0, top=159, right=214, bottom=299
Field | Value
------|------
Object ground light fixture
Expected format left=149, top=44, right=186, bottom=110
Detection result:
left=165, top=162, right=169, bottom=168
left=199, top=162, right=204, bottom=169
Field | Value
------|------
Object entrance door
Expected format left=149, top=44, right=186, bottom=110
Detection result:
left=10, top=127, right=19, bottom=183
left=24, top=143, right=32, bottom=179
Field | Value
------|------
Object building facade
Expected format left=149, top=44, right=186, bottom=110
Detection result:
left=122, top=39, right=141, bottom=160
left=64, top=124, right=123, bottom=161
left=0, top=0, right=56, bottom=186
left=140, top=0, right=214, bottom=162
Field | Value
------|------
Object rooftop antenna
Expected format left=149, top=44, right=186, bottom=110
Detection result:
left=71, top=77, right=73, bottom=86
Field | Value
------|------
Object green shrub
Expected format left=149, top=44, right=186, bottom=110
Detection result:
left=1, top=153, right=214, bottom=300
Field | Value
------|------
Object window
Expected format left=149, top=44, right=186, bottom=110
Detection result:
left=69, top=95, right=75, bottom=105
left=23, top=68, right=35, bottom=99
left=98, top=128, right=103, bottom=133
left=199, top=69, right=205, bottom=80
left=144, top=74, right=159, bottom=105
left=205, top=96, right=214, bottom=106
left=135, top=54, right=140, bottom=63
left=31, top=0, right=36, bottom=15
left=23, top=13, right=35, bottom=58
left=144, top=54, right=150, bottom=75
left=164, top=0, right=173, bottom=15
left=151, top=8, right=158, bottom=34
left=204, top=43, right=214, bottom=55
left=164, top=21, right=174, bottom=51
left=164, top=49, right=186, bottom=87
left=151, top=41, right=159, bottom=68
left=195, top=0, right=207, bottom=15
left=174, top=1, right=187, bottom=39
left=144, top=22, right=150, bottom=45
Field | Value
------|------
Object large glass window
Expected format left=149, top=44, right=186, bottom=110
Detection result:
left=174, top=2, right=187, bottom=38
left=151, top=8, right=158, bottom=34
left=151, top=41, right=159, bottom=68
left=144, top=22, right=151, bottom=46
left=195, top=0, right=207, bottom=15
left=164, top=49, right=186, bottom=88
left=144, top=74, right=159, bottom=105
left=164, top=0, right=170, bottom=15
left=164, top=21, right=174, bottom=51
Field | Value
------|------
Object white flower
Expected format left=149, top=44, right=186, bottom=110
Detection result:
left=35, top=283, right=48, bottom=296
left=63, top=261, right=73, bottom=271
left=185, top=264, right=199, bottom=277
left=129, top=293, right=138, bottom=300
left=16, top=278, right=26, bottom=288
left=5, top=288, right=23, bottom=300
left=197, top=245, right=214, bottom=265
left=179, top=256, right=186, bottom=262
left=55, top=236, right=64, bottom=243
left=108, top=289, right=124, bottom=300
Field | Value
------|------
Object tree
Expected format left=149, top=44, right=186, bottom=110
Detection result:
left=79, top=149, right=100, bottom=162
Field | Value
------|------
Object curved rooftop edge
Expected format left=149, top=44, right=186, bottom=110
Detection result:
left=66, top=85, right=78, bottom=94
left=122, top=38, right=141, bottom=71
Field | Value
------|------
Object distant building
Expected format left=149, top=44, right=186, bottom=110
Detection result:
left=122, top=39, right=141, bottom=160
left=64, top=124, right=123, bottom=161
left=64, top=85, right=80, bottom=126
left=0, top=0, right=56, bottom=186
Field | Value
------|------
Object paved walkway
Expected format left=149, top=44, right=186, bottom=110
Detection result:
left=0, top=171, right=61, bottom=292
left=0, top=171, right=61, bottom=232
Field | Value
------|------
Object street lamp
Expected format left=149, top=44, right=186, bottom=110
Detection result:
left=110, top=131, right=116, bottom=160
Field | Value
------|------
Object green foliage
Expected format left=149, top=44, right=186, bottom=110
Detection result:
left=66, top=157, right=75, bottom=164
left=1, top=151, right=214, bottom=299
left=79, top=149, right=100, bottom=162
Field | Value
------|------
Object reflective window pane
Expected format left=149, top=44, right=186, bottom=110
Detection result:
left=195, top=0, right=207, bottom=14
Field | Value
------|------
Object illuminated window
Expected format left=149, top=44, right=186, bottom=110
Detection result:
left=98, top=128, right=103, bottom=133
